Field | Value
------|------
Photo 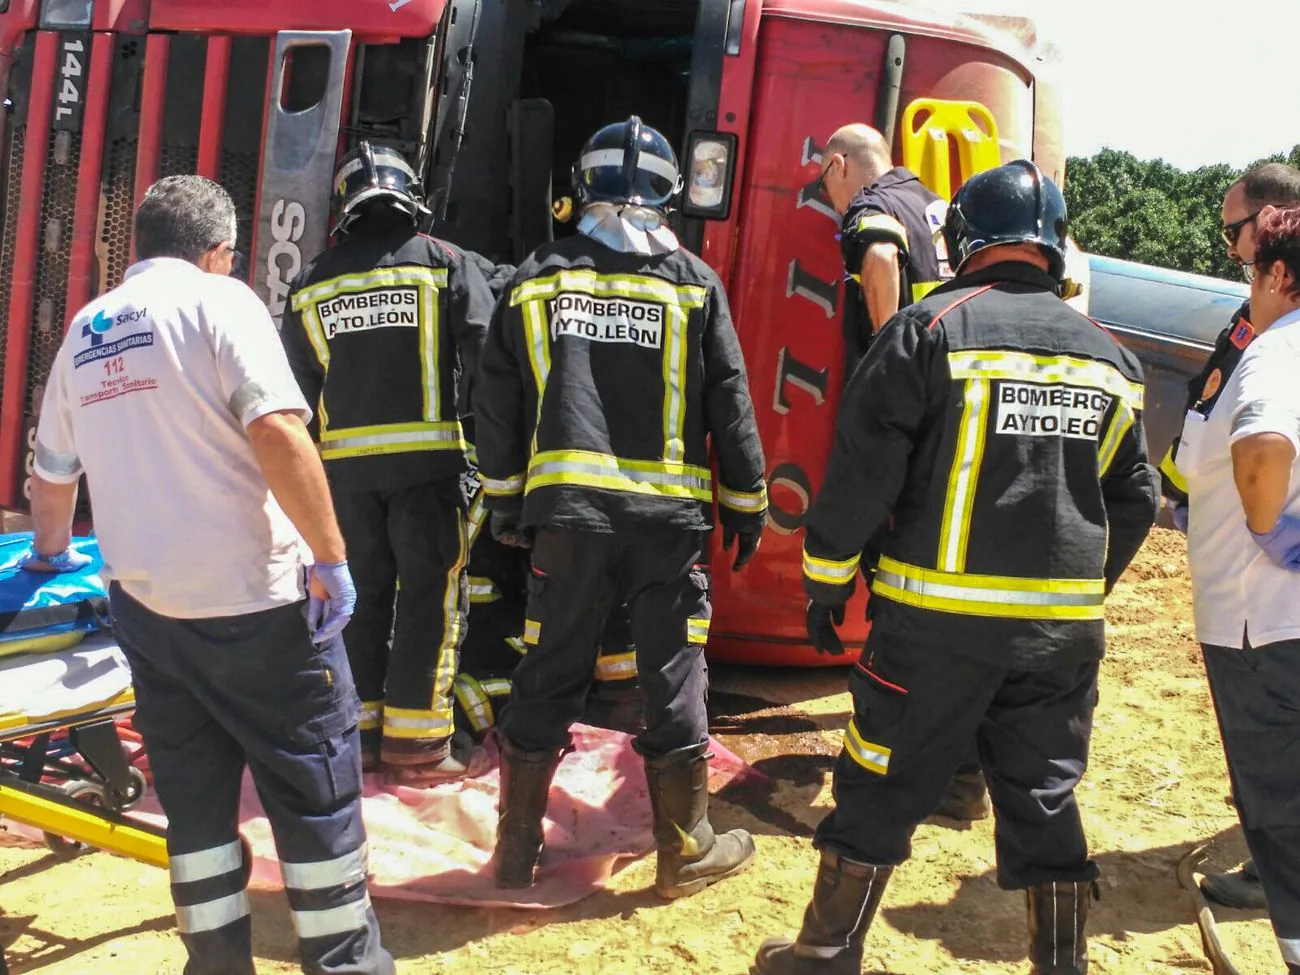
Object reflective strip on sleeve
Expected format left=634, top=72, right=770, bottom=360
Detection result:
left=594, top=651, right=638, bottom=681
left=319, top=420, right=465, bottom=460
left=946, top=350, right=1145, bottom=410
left=526, top=449, right=713, bottom=503
left=506, top=636, right=528, bottom=656
left=453, top=674, right=495, bottom=732
left=1097, top=404, right=1134, bottom=478
left=686, top=617, right=711, bottom=646
left=1158, top=445, right=1187, bottom=495
left=480, top=677, right=513, bottom=697
left=872, top=556, right=1105, bottom=621
left=524, top=619, right=541, bottom=646
left=170, top=839, right=244, bottom=885
left=937, top=378, right=990, bottom=572
left=359, top=700, right=384, bottom=732
left=717, top=483, right=768, bottom=514
left=290, top=893, right=373, bottom=940
left=33, top=441, right=82, bottom=478
left=382, top=707, right=454, bottom=740
left=175, top=891, right=250, bottom=934
left=482, top=473, right=526, bottom=497
left=802, top=550, right=861, bottom=586
left=844, top=718, right=891, bottom=775
left=853, top=212, right=909, bottom=251
left=468, top=576, right=501, bottom=604
left=281, top=844, right=368, bottom=891
left=510, top=270, right=708, bottom=310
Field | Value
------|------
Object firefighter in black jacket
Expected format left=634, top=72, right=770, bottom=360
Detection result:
left=819, top=122, right=990, bottom=823
left=473, top=117, right=768, bottom=898
left=282, top=142, right=494, bottom=786
left=754, top=161, right=1159, bottom=975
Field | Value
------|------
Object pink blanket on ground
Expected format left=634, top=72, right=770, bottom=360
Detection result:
left=128, top=725, right=756, bottom=910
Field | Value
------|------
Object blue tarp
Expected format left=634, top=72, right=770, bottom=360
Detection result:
left=0, top=534, right=107, bottom=645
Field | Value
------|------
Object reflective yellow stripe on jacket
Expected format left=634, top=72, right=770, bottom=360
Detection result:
left=319, top=421, right=465, bottom=461
left=872, top=556, right=1105, bottom=621
left=1158, top=445, right=1187, bottom=495
left=526, top=450, right=713, bottom=503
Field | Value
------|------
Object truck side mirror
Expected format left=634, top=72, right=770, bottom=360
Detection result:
left=680, top=131, right=738, bottom=221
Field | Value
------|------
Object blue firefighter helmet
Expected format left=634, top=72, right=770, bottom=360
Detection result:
left=331, top=140, right=431, bottom=235
left=571, top=116, right=684, bottom=212
left=942, top=159, right=1069, bottom=281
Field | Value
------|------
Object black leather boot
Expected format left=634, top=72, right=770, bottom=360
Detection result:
left=932, top=763, right=992, bottom=821
left=644, top=743, right=756, bottom=898
left=490, top=740, right=563, bottom=888
left=1026, top=880, right=1098, bottom=974
left=753, top=850, right=893, bottom=974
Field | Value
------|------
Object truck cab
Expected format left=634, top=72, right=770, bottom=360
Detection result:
left=0, top=0, right=1067, bottom=664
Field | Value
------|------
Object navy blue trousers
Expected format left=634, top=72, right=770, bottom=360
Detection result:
left=111, top=584, right=393, bottom=975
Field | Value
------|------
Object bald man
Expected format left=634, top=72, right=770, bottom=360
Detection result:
left=817, top=123, right=953, bottom=366
left=815, top=123, right=987, bottom=823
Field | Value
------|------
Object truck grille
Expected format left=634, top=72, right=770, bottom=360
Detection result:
left=0, top=29, right=270, bottom=509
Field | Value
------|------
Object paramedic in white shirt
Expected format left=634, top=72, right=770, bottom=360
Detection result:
left=1178, top=203, right=1300, bottom=974
left=23, top=175, right=394, bottom=975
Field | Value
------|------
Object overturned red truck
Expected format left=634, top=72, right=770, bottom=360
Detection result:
left=0, top=0, right=1069, bottom=664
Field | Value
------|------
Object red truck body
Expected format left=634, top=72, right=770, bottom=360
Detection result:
left=0, top=0, right=1063, bottom=665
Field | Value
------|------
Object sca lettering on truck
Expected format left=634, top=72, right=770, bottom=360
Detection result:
left=548, top=292, right=665, bottom=349
left=318, top=288, right=420, bottom=338
left=995, top=382, right=1111, bottom=439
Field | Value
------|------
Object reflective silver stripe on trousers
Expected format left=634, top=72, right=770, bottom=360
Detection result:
left=280, top=844, right=369, bottom=891
left=175, top=891, right=251, bottom=933
left=384, top=714, right=453, bottom=732
left=1281, top=936, right=1300, bottom=965
left=324, top=429, right=462, bottom=451
left=170, top=839, right=244, bottom=884
left=529, top=458, right=709, bottom=491
left=291, top=892, right=374, bottom=940
left=873, top=569, right=1103, bottom=607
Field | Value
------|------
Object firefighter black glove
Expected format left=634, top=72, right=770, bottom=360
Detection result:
left=722, top=523, right=762, bottom=571
left=490, top=511, right=532, bottom=549
left=807, top=600, right=846, bottom=656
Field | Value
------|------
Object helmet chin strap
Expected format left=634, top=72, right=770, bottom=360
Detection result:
left=577, top=202, right=679, bottom=256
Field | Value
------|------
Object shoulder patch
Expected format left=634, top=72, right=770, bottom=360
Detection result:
left=1230, top=317, right=1254, bottom=349
left=1201, top=368, right=1222, bottom=401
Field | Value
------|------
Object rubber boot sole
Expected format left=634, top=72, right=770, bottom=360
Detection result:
left=656, top=841, right=756, bottom=899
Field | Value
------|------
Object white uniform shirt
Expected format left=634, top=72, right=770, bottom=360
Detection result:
left=34, top=258, right=313, bottom=619
left=1181, top=306, right=1300, bottom=648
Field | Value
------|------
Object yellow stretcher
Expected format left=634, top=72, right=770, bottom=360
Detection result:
left=0, top=634, right=168, bottom=869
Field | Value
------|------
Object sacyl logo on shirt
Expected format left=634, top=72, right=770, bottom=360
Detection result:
left=75, top=307, right=153, bottom=368
left=548, top=292, right=664, bottom=349
left=995, top=382, right=1111, bottom=440
left=318, top=288, right=419, bottom=338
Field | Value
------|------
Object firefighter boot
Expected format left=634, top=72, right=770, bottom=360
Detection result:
left=491, top=740, right=564, bottom=888
left=1026, top=880, right=1098, bottom=974
left=933, top=763, right=992, bottom=822
left=644, top=743, right=756, bottom=898
left=753, top=850, right=893, bottom=974
left=583, top=680, right=647, bottom=735
left=382, top=730, right=491, bottom=786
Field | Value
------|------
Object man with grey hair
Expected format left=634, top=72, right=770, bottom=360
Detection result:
left=22, top=175, right=393, bottom=975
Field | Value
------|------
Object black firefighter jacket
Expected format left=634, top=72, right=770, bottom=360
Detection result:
left=802, top=262, right=1160, bottom=670
left=472, top=234, right=768, bottom=535
left=281, top=225, right=494, bottom=492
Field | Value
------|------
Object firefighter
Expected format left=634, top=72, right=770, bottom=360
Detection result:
left=25, top=175, right=392, bottom=974
left=817, top=121, right=988, bottom=823
left=282, top=142, right=494, bottom=786
left=1159, top=163, right=1300, bottom=912
left=472, top=116, right=768, bottom=897
left=754, top=160, right=1160, bottom=975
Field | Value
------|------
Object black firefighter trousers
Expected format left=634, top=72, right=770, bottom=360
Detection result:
left=1203, top=639, right=1300, bottom=974
left=816, top=628, right=1100, bottom=890
left=110, top=585, right=392, bottom=975
left=333, top=478, right=467, bottom=762
left=498, top=528, right=711, bottom=758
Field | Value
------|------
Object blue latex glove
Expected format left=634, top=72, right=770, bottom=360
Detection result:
left=19, top=546, right=93, bottom=574
left=1251, top=514, right=1300, bottom=570
left=307, top=561, right=357, bottom=644
left=1171, top=503, right=1188, bottom=534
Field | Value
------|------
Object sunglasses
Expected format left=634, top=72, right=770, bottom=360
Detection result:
left=1221, top=211, right=1260, bottom=248
left=813, top=155, right=840, bottom=197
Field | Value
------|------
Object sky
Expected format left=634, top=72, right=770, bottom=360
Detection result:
left=921, top=0, right=1298, bottom=171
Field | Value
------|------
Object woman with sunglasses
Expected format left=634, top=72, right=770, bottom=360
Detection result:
left=1175, top=203, right=1300, bottom=974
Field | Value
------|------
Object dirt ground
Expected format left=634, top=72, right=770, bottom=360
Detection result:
left=0, top=527, right=1279, bottom=974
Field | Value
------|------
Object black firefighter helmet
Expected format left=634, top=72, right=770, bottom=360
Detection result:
left=331, top=141, right=430, bottom=235
left=571, top=116, right=684, bottom=212
left=942, top=159, right=1069, bottom=280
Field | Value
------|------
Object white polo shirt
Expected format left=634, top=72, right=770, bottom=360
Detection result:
left=1180, top=306, right=1300, bottom=648
left=34, top=258, right=313, bottom=619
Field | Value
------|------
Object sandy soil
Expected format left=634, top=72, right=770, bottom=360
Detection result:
left=0, top=528, right=1278, bottom=974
